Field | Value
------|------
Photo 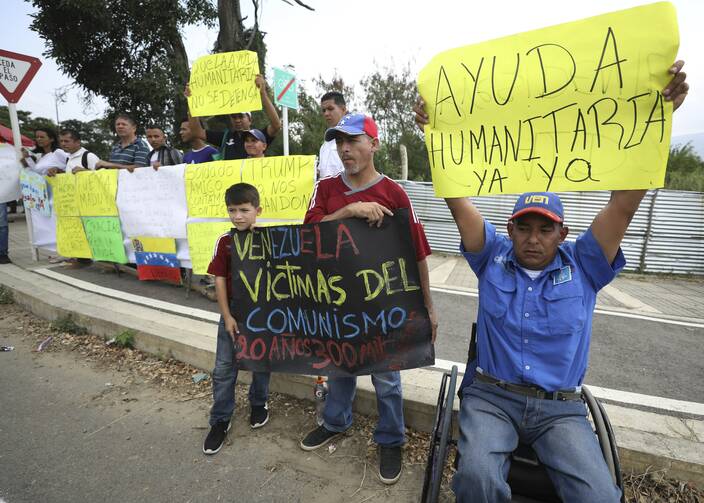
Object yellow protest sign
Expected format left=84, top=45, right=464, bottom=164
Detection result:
left=132, top=237, right=177, bottom=254
left=186, top=222, right=233, bottom=275
left=417, top=2, right=679, bottom=197
left=185, top=160, right=243, bottom=217
left=188, top=51, right=262, bottom=117
left=47, top=174, right=79, bottom=216
left=185, top=156, right=315, bottom=220
left=76, top=169, right=119, bottom=216
left=242, top=155, right=315, bottom=220
left=56, top=217, right=92, bottom=259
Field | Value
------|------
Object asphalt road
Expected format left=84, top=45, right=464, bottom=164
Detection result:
left=51, top=265, right=704, bottom=404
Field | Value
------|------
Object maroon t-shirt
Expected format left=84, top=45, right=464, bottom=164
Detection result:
left=207, top=232, right=233, bottom=298
left=304, top=173, right=431, bottom=261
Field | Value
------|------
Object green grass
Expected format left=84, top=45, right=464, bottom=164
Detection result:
left=50, top=314, right=87, bottom=335
left=113, top=329, right=136, bottom=348
left=0, top=285, right=13, bottom=304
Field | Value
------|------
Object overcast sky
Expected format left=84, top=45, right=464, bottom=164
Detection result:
left=4, top=0, right=702, bottom=136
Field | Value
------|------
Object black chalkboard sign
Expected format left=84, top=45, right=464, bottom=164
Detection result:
left=229, top=209, right=434, bottom=376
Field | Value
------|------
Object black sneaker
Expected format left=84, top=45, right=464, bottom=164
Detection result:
left=300, top=425, right=341, bottom=451
left=0, top=255, right=11, bottom=264
left=250, top=403, right=269, bottom=429
left=202, top=421, right=231, bottom=455
left=378, top=445, right=402, bottom=484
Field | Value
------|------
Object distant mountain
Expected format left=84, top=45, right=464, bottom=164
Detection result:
left=672, top=132, right=704, bottom=159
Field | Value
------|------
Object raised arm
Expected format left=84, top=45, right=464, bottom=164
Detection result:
left=590, top=190, right=645, bottom=264
left=445, top=198, right=486, bottom=253
left=184, top=84, right=207, bottom=141
left=413, top=97, right=486, bottom=252
left=590, top=60, right=688, bottom=263
left=256, top=74, right=282, bottom=138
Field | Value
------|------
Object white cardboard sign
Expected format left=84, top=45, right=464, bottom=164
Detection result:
left=116, top=164, right=188, bottom=238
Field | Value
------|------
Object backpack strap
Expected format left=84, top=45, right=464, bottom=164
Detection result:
left=81, top=150, right=90, bottom=169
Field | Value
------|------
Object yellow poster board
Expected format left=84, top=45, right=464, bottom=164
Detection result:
left=56, top=217, right=92, bottom=259
left=185, top=156, right=315, bottom=220
left=186, top=222, right=233, bottom=275
left=47, top=174, right=79, bottom=217
left=185, top=160, right=243, bottom=217
left=76, top=169, right=119, bottom=216
left=417, top=2, right=679, bottom=197
left=187, top=51, right=262, bottom=117
left=242, top=155, right=315, bottom=220
left=132, top=237, right=177, bottom=254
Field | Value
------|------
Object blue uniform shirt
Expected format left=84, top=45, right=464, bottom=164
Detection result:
left=462, top=221, right=625, bottom=391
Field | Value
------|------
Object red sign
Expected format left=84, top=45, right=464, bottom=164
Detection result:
left=137, top=265, right=182, bottom=285
left=0, top=49, right=42, bottom=103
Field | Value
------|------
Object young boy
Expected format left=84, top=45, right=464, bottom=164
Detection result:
left=243, top=129, right=267, bottom=158
left=203, top=183, right=272, bottom=455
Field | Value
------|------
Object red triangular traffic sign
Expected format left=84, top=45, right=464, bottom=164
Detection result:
left=0, top=49, right=42, bottom=104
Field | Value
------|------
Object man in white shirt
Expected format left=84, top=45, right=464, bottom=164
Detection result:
left=57, top=129, right=100, bottom=174
left=317, top=91, right=347, bottom=179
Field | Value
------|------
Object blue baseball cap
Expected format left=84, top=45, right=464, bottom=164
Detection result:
left=324, top=113, right=379, bottom=142
left=243, top=129, right=267, bottom=144
left=510, top=192, right=564, bottom=223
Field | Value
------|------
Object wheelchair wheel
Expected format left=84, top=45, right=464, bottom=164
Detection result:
left=582, top=386, right=619, bottom=487
left=421, top=365, right=458, bottom=503
left=595, top=396, right=626, bottom=502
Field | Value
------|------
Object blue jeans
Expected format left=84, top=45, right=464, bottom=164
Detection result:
left=0, top=202, right=8, bottom=256
left=322, top=372, right=405, bottom=446
left=452, top=381, right=621, bottom=503
left=210, top=317, right=270, bottom=426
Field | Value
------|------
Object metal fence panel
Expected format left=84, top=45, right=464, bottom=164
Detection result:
left=398, top=181, right=704, bottom=275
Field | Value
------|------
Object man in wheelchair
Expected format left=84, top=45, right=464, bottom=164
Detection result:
left=414, top=61, right=689, bottom=502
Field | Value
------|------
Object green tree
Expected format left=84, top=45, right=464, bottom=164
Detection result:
left=28, top=1, right=315, bottom=133
left=60, top=118, right=114, bottom=159
left=263, top=74, right=352, bottom=158
left=361, top=65, right=430, bottom=181
left=0, top=105, right=56, bottom=139
left=1, top=106, right=115, bottom=158
left=666, top=143, right=704, bottom=191
left=28, top=0, right=218, bottom=132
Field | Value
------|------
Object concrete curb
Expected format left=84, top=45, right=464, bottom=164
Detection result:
left=1, top=263, right=702, bottom=488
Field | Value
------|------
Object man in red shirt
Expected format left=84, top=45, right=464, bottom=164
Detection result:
left=300, top=113, right=437, bottom=485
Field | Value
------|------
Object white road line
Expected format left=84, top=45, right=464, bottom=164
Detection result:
left=429, top=286, right=704, bottom=329
left=431, top=358, right=704, bottom=416
left=34, top=268, right=220, bottom=322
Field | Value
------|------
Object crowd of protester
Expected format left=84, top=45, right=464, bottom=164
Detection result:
left=1, top=72, right=346, bottom=265
left=9, top=73, right=346, bottom=179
